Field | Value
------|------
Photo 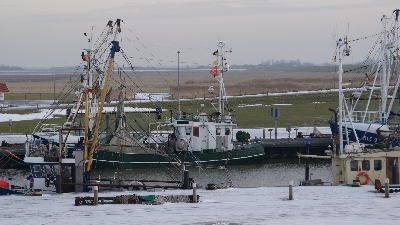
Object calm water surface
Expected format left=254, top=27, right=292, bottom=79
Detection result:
left=1, top=159, right=331, bottom=188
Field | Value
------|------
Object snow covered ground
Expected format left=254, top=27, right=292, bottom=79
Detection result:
left=1, top=185, right=398, bottom=224
left=0, top=106, right=160, bottom=123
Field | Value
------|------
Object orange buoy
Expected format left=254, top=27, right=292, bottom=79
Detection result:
left=0, top=180, right=9, bottom=189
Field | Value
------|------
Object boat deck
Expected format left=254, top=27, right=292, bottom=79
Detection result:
left=262, top=137, right=332, bottom=159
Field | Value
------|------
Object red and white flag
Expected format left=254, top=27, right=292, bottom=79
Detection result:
left=210, top=66, right=218, bottom=77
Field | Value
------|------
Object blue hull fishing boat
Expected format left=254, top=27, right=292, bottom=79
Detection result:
left=328, top=10, right=400, bottom=149
left=301, top=10, right=400, bottom=187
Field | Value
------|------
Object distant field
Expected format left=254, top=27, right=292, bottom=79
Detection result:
left=0, top=70, right=364, bottom=100
left=0, top=69, right=378, bottom=133
left=0, top=93, right=340, bottom=134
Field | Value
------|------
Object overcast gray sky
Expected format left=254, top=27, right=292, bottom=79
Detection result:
left=0, top=0, right=399, bottom=68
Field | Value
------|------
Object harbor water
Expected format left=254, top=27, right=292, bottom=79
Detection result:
left=1, top=159, right=332, bottom=188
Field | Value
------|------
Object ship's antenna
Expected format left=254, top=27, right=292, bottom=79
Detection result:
left=177, top=51, right=181, bottom=119
left=394, top=9, right=400, bottom=21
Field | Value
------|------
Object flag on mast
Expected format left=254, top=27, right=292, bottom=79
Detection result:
left=210, top=66, right=218, bottom=77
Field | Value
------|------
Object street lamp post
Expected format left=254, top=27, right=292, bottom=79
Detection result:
left=177, top=51, right=181, bottom=119
left=54, top=74, right=56, bottom=104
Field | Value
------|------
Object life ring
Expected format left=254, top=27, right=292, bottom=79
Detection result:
left=356, top=172, right=370, bottom=185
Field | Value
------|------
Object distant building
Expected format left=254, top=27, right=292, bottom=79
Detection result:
left=0, top=83, right=10, bottom=107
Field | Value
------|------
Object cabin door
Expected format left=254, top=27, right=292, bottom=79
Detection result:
left=386, top=158, right=399, bottom=184
left=61, top=164, right=74, bottom=193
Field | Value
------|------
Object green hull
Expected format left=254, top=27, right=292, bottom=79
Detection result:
left=91, top=143, right=264, bottom=169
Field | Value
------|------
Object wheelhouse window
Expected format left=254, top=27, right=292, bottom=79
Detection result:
left=43, top=165, right=52, bottom=175
left=63, top=166, right=72, bottom=178
left=362, top=160, right=370, bottom=171
left=225, top=128, right=230, bottom=135
left=193, top=127, right=199, bottom=137
left=216, top=128, right=221, bottom=135
left=374, top=160, right=382, bottom=171
left=53, top=165, right=60, bottom=175
left=185, top=127, right=191, bottom=135
left=34, top=165, right=43, bottom=177
left=350, top=160, right=358, bottom=171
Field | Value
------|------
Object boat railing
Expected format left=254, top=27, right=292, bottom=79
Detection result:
left=349, top=110, right=381, bottom=123
left=388, top=122, right=400, bottom=130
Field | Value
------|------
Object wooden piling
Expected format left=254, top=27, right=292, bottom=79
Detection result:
left=289, top=181, right=293, bottom=200
left=93, top=186, right=98, bottom=205
left=385, top=178, right=389, bottom=198
left=94, top=181, right=99, bottom=205
left=193, top=183, right=197, bottom=203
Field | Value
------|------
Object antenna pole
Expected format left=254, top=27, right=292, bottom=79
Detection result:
left=381, top=15, right=389, bottom=123
left=338, top=38, right=344, bottom=154
left=219, top=42, right=223, bottom=117
left=177, top=51, right=181, bottom=120
left=53, top=74, right=56, bottom=104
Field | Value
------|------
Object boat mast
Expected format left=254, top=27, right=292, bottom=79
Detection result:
left=217, top=41, right=229, bottom=118
left=177, top=51, right=181, bottom=119
left=58, top=26, right=97, bottom=154
left=381, top=15, right=389, bottom=124
left=385, top=10, right=400, bottom=121
left=337, top=38, right=344, bottom=154
left=84, top=19, right=122, bottom=172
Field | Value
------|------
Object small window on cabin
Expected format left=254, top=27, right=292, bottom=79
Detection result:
left=193, top=127, right=199, bottom=137
left=63, top=166, right=72, bottom=178
left=374, top=160, right=382, bottom=171
left=350, top=160, right=358, bottom=171
left=225, top=128, right=230, bottom=135
left=362, top=160, right=370, bottom=171
left=34, top=165, right=43, bottom=177
left=216, top=128, right=221, bottom=135
left=53, top=165, right=60, bottom=175
left=186, top=128, right=191, bottom=135
left=43, top=165, right=52, bottom=175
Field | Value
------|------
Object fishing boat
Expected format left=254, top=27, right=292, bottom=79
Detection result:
left=92, top=41, right=265, bottom=169
left=300, top=10, right=400, bottom=186
left=0, top=140, right=25, bottom=168
left=328, top=12, right=400, bottom=148
left=22, top=19, right=264, bottom=193
left=22, top=19, right=125, bottom=193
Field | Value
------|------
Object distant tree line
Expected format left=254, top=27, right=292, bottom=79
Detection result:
left=0, top=65, right=24, bottom=71
left=194, top=59, right=315, bottom=70
left=258, top=59, right=314, bottom=67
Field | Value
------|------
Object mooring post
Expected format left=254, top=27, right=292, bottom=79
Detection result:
left=263, top=129, right=265, bottom=139
left=305, top=140, right=310, bottom=181
left=56, top=175, right=61, bottom=193
left=192, top=183, right=197, bottom=203
left=268, top=129, right=273, bottom=139
left=183, top=170, right=190, bottom=189
left=289, top=181, right=293, bottom=200
left=385, top=178, right=389, bottom=198
left=94, top=181, right=99, bottom=205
